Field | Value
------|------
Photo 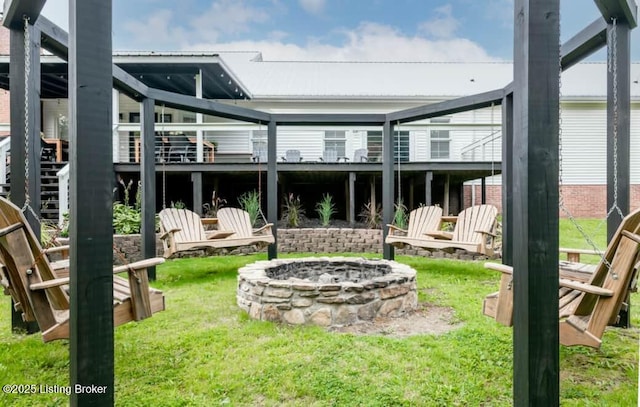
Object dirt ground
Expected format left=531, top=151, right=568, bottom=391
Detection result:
left=327, top=303, right=464, bottom=338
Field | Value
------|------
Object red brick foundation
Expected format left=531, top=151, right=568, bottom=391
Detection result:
left=463, top=184, right=640, bottom=217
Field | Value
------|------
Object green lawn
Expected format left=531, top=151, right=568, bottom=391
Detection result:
left=0, top=219, right=637, bottom=406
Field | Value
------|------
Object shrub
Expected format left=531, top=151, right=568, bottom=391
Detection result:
left=393, top=198, right=408, bottom=230
left=202, top=190, right=226, bottom=217
left=315, top=193, right=336, bottom=227
left=113, top=202, right=142, bottom=234
left=282, top=193, right=305, bottom=227
left=359, top=201, right=382, bottom=229
left=238, top=190, right=261, bottom=227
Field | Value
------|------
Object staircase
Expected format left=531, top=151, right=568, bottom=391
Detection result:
left=1, top=161, right=67, bottom=221
left=40, top=161, right=67, bottom=221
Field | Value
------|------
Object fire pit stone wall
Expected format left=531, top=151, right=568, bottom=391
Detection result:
left=237, top=257, right=418, bottom=327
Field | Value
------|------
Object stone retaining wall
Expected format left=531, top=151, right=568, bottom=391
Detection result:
left=108, top=228, right=495, bottom=265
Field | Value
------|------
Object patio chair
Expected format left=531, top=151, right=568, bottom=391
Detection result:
left=319, top=149, right=346, bottom=162
left=0, top=196, right=165, bottom=342
left=167, top=133, right=196, bottom=162
left=282, top=149, right=303, bottom=162
left=482, top=208, right=640, bottom=348
left=385, top=205, right=443, bottom=249
left=393, top=205, right=498, bottom=255
left=352, top=148, right=369, bottom=162
left=159, top=207, right=271, bottom=257
left=216, top=207, right=275, bottom=248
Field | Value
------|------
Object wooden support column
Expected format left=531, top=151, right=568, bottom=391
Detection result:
left=425, top=171, right=433, bottom=206
left=382, top=121, right=394, bottom=260
left=192, top=172, right=203, bottom=216
left=348, top=172, right=356, bottom=225
left=502, top=93, right=514, bottom=267
left=443, top=174, right=450, bottom=215
left=409, top=177, right=415, bottom=208
left=267, top=121, right=278, bottom=259
left=512, top=1, right=560, bottom=405
left=140, top=98, right=157, bottom=279
left=9, top=18, right=41, bottom=334
left=69, top=0, right=115, bottom=404
left=606, top=20, right=631, bottom=242
left=481, top=177, right=487, bottom=204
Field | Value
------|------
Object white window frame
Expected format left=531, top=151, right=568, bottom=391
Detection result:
left=430, top=118, right=451, bottom=160
left=324, top=130, right=346, bottom=158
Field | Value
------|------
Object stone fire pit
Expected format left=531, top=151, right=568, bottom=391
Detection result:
left=237, top=257, right=418, bottom=327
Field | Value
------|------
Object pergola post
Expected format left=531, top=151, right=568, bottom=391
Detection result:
left=68, top=0, right=115, bottom=404
left=382, top=120, right=394, bottom=260
left=141, top=97, right=157, bottom=279
left=267, top=120, right=278, bottom=259
left=9, top=17, right=41, bottom=334
left=501, top=93, right=514, bottom=266
left=512, top=1, right=560, bottom=405
left=606, top=19, right=631, bottom=242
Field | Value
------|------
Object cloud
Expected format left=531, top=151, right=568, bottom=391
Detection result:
left=299, top=0, right=326, bottom=16
left=190, top=0, right=270, bottom=40
left=121, top=10, right=189, bottom=50
left=418, top=5, right=460, bottom=39
left=185, top=22, right=496, bottom=62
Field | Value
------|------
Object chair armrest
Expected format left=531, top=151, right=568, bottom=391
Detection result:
left=425, top=231, right=453, bottom=240
left=476, top=229, right=498, bottom=238
left=386, top=224, right=407, bottom=234
left=159, top=228, right=181, bottom=240
left=253, top=223, right=274, bottom=234
left=201, top=218, right=218, bottom=225
left=485, top=262, right=513, bottom=275
left=43, top=245, right=70, bottom=257
left=559, top=247, right=599, bottom=263
left=30, top=277, right=70, bottom=290
left=112, top=257, right=165, bottom=274
left=559, top=278, right=613, bottom=297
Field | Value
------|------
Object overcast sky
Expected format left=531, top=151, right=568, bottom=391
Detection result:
left=40, top=0, right=639, bottom=61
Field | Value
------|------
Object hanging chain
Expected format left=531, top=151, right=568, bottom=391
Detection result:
left=22, top=16, right=31, bottom=211
left=396, top=120, right=401, bottom=201
left=605, top=17, right=624, bottom=221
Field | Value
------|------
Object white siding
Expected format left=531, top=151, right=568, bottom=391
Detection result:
left=561, top=103, right=607, bottom=184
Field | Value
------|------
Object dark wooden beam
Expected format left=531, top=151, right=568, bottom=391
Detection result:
left=594, top=0, right=638, bottom=28
left=2, top=0, right=47, bottom=29
left=387, top=88, right=505, bottom=124
left=113, top=65, right=149, bottom=101
left=560, top=18, right=608, bottom=70
left=9, top=20, right=41, bottom=334
left=191, top=172, right=203, bottom=216
left=267, top=121, right=278, bottom=259
left=512, top=1, right=560, bottom=405
left=382, top=121, right=394, bottom=260
left=273, top=113, right=386, bottom=126
left=147, top=88, right=270, bottom=124
left=501, top=93, right=514, bottom=267
left=68, top=0, right=114, bottom=404
left=140, top=98, right=157, bottom=280
left=35, top=16, right=68, bottom=59
left=606, top=21, right=631, bottom=242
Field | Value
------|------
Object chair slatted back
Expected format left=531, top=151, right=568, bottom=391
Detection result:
left=353, top=148, right=368, bottom=162
left=452, top=205, right=497, bottom=243
left=217, top=208, right=254, bottom=238
left=406, top=206, right=443, bottom=239
left=158, top=208, right=207, bottom=242
left=285, top=150, right=301, bottom=162
left=0, top=198, right=67, bottom=331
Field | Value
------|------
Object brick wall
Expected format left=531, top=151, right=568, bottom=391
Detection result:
left=463, top=184, right=640, bottom=217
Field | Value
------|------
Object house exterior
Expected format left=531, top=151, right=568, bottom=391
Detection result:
left=0, top=30, right=638, bottom=219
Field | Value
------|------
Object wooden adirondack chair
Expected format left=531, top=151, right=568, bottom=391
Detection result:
left=385, top=205, right=443, bottom=249
left=158, top=208, right=236, bottom=257
left=390, top=204, right=498, bottom=255
left=0, top=197, right=165, bottom=343
left=216, top=207, right=275, bottom=248
left=483, top=207, right=640, bottom=348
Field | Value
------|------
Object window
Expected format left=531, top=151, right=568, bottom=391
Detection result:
left=366, top=130, right=409, bottom=162
left=430, top=118, right=450, bottom=159
left=252, top=130, right=267, bottom=162
left=324, top=130, right=346, bottom=158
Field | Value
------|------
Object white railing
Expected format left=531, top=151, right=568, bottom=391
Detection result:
left=0, top=136, right=10, bottom=193
left=460, top=130, right=502, bottom=161
left=57, top=163, right=70, bottom=226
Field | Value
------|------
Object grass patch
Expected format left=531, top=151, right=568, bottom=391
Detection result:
left=0, top=219, right=637, bottom=405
